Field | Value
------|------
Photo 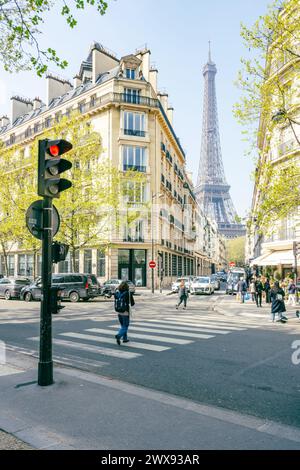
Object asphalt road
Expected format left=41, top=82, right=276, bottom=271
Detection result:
left=1, top=290, right=300, bottom=428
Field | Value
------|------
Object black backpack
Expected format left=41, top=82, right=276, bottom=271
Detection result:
left=114, top=291, right=127, bottom=313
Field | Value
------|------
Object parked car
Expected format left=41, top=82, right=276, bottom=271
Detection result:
left=101, top=279, right=136, bottom=297
left=171, top=277, right=191, bottom=293
left=20, top=273, right=100, bottom=302
left=216, top=271, right=227, bottom=282
left=210, top=274, right=220, bottom=290
left=190, top=276, right=215, bottom=295
left=0, top=277, right=31, bottom=300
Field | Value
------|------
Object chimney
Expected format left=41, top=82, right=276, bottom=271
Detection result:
left=139, top=49, right=150, bottom=81
left=167, top=107, right=174, bottom=125
left=158, top=92, right=168, bottom=112
left=0, top=116, right=10, bottom=128
left=92, top=43, right=119, bottom=84
left=149, top=68, right=158, bottom=93
left=10, top=96, right=33, bottom=124
left=46, top=74, right=72, bottom=106
left=73, top=75, right=82, bottom=89
left=33, top=97, right=42, bottom=110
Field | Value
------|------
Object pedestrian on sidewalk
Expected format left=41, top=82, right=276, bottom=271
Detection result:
left=264, top=278, right=271, bottom=304
left=270, top=281, right=287, bottom=323
left=176, top=280, right=188, bottom=310
left=237, top=277, right=247, bottom=303
left=287, top=279, right=297, bottom=306
left=250, top=278, right=256, bottom=302
left=114, top=281, right=135, bottom=345
left=254, top=277, right=264, bottom=307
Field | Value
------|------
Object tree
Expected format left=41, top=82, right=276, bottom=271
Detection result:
left=0, top=0, right=110, bottom=76
left=0, top=111, right=146, bottom=274
left=234, top=0, right=300, bottom=232
left=226, top=236, right=246, bottom=266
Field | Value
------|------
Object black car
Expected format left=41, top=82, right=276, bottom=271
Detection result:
left=20, top=273, right=100, bottom=302
left=0, top=277, right=31, bottom=300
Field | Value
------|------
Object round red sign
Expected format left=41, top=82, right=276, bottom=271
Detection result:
left=229, top=262, right=236, bottom=267
left=149, top=261, right=156, bottom=269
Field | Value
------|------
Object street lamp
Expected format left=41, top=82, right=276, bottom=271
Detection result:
left=151, top=191, right=163, bottom=294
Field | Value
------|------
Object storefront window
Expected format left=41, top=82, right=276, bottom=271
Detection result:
left=97, top=249, right=106, bottom=277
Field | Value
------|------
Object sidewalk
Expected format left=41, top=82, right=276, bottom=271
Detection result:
left=1, top=352, right=300, bottom=450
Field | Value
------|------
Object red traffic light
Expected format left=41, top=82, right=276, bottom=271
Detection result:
left=49, top=145, right=59, bottom=157
left=46, top=139, right=73, bottom=157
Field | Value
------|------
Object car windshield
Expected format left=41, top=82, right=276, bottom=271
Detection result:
left=15, top=279, right=30, bottom=285
left=195, top=277, right=209, bottom=283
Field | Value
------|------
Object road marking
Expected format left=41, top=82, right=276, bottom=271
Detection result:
left=134, top=321, right=230, bottom=335
left=87, top=328, right=192, bottom=345
left=164, top=318, right=246, bottom=331
left=28, top=336, right=141, bottom=359
left=116, top=325, right=215, bottom=339
left=61, top=332, right=170, bottom=352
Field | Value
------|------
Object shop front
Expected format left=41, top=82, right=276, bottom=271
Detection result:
left=118, top=249, right=147, bottom=287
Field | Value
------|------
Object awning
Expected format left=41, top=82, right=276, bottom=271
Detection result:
left=251, top=250, right=297, bottom=266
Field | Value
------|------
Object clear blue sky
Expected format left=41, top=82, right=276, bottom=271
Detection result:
left=0, top=0, right=271, bottom=217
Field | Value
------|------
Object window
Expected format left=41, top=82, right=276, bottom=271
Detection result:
left=97, top=250, right=106, bottom=277
left=124, top=181, right=147, bottom=203
left=126, top=68, right=136, bottom=79
left=45, top=117, right=52, bottom=128
left=58, top=252, right=70, bottom=273
left=123, top=146, right=147, bottom=172
left=123, top=111, right=145, bottom=137
left=123, top=88, right=140, bottom=104
left=8, top=255, right=15, bottom=276
left=124, top=220, right=144, bottom=242
left=90, top=94, right=96, bottom=108
left=84, top=249, right=93, bottom=273
left=18, top=255, right=26, bottom=276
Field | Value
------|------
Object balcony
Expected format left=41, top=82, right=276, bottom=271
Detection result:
left=124, top=129, right=146, bottom=137
left=277, top=139, right=300, bottom=157
left=123, top=236, right=145, bottom=243
left=123, top=164, right=147, bottom=172
left=4, top=92, right=159, bottom=147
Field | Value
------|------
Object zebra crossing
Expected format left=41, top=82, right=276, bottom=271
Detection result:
left=26, top=311, right=266, bottom=363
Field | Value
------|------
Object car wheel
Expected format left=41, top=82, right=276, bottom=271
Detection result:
left=4, top=290, right=11, bottom=300
left=24, top=292, right=32, bottom=302
left=69, top=291, right=80, bottom=303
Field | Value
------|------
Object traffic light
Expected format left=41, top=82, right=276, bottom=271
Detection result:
left=38, top=139, right=73, bottom=198
left=52, top=241, right=69, bottom=263
left=50, top=286, right=65, bottom=314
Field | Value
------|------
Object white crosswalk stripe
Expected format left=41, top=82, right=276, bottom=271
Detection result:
left=133, top=321, right=231, bottom=335
left=164, top=317, right=246, bottom=330
left=28, top=336, right=141, bottom=359
left=61, top=332, right=170, bottom=352
left=107, top=325, right=214, bottom=339
left=86, top=328, right=192, bottom=345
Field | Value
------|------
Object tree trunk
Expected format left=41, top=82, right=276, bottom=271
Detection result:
left=0, top=241, right=9, bottom=277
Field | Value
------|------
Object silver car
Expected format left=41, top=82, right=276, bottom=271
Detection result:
left=0, top=277, right=31, bottom=300
left=171, top=277, right=191, bottom=293
left=101, top=279, right=136, bottom=297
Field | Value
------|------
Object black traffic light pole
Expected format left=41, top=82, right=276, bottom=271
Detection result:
left=38, top=196, right=54, bottom=386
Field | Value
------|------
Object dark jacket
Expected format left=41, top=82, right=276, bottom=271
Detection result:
left=237, top=280, right=247, bottom=292
left=178, top=286, right=188, bottom=298
left=114, top=289, right=135, bottom=314
left=288, top=283, right=296, bottom=294
left=264, top=281, right=271, bottom=291
left=255, top=281, right=264, bottom=293
left=270, top=288, right=286, bottom=314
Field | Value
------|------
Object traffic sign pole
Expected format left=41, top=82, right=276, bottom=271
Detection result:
left=38, top=196, right=53, bottom=386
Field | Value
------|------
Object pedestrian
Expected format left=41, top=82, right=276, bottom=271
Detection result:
left=176, top=280, right=188, bottom=310
left=254, top=277, right=264, bottom=307
left=250, top=278, right=256, bottom=302
left=287, top=279, right=297, bottom=306
left=270, top=281, right=287, bottom=323
left=114, top=281, right=135, bottom=345
left=237, top=277, right=247, bottom=303
left=264, top=278, right=271, bottom=304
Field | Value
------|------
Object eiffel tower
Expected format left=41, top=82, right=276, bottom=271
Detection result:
left=195, top=44, right=245, bottom=239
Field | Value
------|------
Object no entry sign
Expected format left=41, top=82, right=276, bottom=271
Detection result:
left=149, top=260, right=156, bottom=269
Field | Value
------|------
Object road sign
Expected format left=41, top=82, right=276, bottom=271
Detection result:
left=149, top=260, right=156, bottom=269
left=26, top=200, right=60, bottom=240
left=229, top=262, right=236, bottom=267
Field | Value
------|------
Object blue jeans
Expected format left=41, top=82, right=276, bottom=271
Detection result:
left=117, top=314, right=130, bottom=340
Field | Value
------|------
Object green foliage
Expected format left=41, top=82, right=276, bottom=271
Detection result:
left=0, top=0, right=110, bottom=76
left=0, top=111, right=146, bottom=272
left=225, top=236, right=246, bottom=265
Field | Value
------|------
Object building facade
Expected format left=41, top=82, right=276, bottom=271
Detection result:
left=0, top=43, right=224, bottom=288
left=247, top=7, right=300, bottom=279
